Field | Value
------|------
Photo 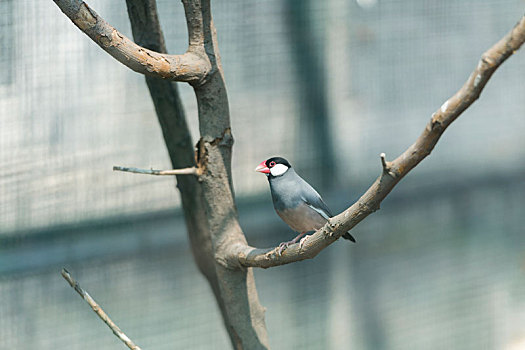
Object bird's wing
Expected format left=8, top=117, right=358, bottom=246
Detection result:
left=297, top=176, right=356, bottom=242
left=304, top=201, right=331, bottom=220
left=299, top=183, right=334, bottom=220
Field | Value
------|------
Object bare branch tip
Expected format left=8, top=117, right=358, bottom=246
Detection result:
left=60, top=268, right=142, bottom=350
left=380, top=152, right=398, bottom=178
left=61, top=268, right=72, bottom=282
left=380, top=152, right=388, bottom=169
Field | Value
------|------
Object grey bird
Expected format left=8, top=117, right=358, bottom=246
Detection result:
left=255, top=156, right=355, bottom=254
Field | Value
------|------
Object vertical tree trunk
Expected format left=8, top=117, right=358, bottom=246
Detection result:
left=125, top=1, right=269, bottom=348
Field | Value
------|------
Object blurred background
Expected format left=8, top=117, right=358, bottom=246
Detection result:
left=1, top=0, right=524, bottom=349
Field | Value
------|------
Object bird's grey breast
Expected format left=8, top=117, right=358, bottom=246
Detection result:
left=268, top=169, right=303, bottom=210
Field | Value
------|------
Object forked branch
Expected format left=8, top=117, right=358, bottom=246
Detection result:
left=53, top=0, right=210, bottom=84
left=231, top=14, right=525, bottom=269
left=61, top=269, right=142, bottom=350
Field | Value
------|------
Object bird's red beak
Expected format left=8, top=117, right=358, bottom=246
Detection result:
left=255, top=160, right=270, bottom=174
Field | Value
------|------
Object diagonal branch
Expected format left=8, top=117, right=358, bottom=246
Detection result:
left=53, top=0, right=210, bottom=84
left=231, top=14, right=525, bottom=269
left=61, top=269, right=142, bottom=350
left=113, top=165, right=201, bottom=176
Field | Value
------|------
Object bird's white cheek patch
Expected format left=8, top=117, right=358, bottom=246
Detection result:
left=270, top=164, right=289, bottom=176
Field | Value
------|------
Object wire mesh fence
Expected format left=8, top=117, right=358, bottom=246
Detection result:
left=1, top=0, right=524, bottom=234
left=1, top=0, right=525, bottom=349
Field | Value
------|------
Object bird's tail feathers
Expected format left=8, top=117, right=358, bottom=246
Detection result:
left=342, top=232, right=356, bottom=243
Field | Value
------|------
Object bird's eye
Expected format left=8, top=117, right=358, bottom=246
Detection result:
left=269, top=161, right=276, bottom=167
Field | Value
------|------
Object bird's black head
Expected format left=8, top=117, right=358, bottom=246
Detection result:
left=255, top=156, right=292, bottom=177
left=265, top=157, right=291, bottom=169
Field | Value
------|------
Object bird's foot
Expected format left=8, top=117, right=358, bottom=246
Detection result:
left=299, top=235, right=310, bottom=249
left=277, top=241, right=291, bottom=256
left=277, top=232, right=307, bottom=256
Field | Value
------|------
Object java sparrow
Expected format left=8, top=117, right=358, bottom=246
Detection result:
left=255, top=157, right=355, bottom=254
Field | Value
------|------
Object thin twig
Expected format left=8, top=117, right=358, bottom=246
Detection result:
left=61, top=268, right=142, bottom=350
left=113, top=166, right=200, bottom=176
left=380, top=152, right=395, bottom=177
left=379, top=153, right=388, bottom=172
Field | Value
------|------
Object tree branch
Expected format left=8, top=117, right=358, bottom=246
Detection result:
left=232, top=14, right=525, bottom=269
left=61, top=268, right=142, bottom=350
left=182, top=0, right=205, bottom=48
left=113, top=165, right=201, bottom=176
left=52, top=0, right=210, bottom=84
